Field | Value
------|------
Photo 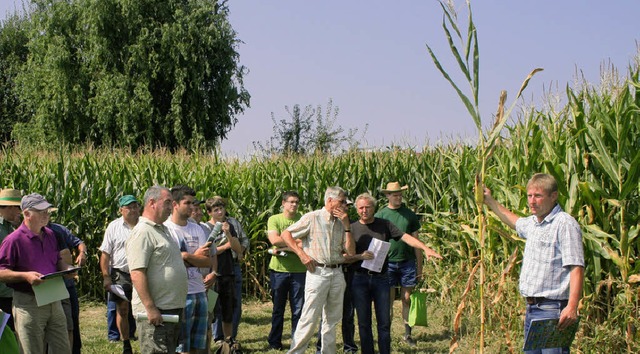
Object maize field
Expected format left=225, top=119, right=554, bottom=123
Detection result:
left=2, top=16, right=640, bottom=352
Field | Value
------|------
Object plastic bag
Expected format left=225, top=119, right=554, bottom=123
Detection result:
left=408, top=291, right=428, bottom=327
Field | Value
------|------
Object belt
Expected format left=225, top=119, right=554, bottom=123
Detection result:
left=356, top=269, right=384, bottom=276
left=525, top=297, right=548, bottom=305
left=113, top=268, right=130, bottom=275
left=316, top=263, right=340, bottom=268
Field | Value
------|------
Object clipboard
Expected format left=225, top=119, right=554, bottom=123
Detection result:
left=40, top=267, right=81, bottom=280
left=523, top=317, right=580, bottom=351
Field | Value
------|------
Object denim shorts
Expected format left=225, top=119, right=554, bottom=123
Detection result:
left=387, top=259, right=417, bottom=288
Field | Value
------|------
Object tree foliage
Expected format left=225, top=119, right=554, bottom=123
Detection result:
left=2, top=0, right=249, bottom=150
left=0, top=12, right=29, bottom=142
left=254, top=99, right=367, bottom=156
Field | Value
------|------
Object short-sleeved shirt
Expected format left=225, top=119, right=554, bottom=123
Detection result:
left=126, top=216, right=188, bottom=314
left=0, top=223, right=61, bottom=293
left=267, top=213, right=305, bottom=273
left=100, top=217, right=135, bottom=272
left=164, top=219, right=208, bottom=294
left=351, top=218, right=404, bottom=273
left=515, top=204, right=585, bottom=300
left=0, top=218, right=15, bottom=298
left=287, top=207, right=347, bottom=265
left=375, top=205, right=421, bottom=262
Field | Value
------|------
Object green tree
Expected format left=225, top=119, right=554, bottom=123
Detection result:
left=0, top=12, right=30, bottom=142
left=10, top=0, right=249, bottom=150
left=255, top=98, right=367, bottom=156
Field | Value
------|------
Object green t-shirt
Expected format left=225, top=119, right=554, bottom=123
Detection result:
left=375, top=205, right=421, bottom=262
left=267, top=213, right=306, bottom=273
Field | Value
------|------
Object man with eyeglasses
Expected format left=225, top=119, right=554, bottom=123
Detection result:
left=281, top=186, right=355, bottom=354
left=266, top=191, right=304, bottom=350
left=0, top=193, right=75, bottom=353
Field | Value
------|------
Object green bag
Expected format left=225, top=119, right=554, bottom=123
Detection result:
left=0, top=325, right=19, bottom=354
left=408, top=291, right=428, bottom=327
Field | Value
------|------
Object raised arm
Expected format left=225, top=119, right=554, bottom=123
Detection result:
left=482, top=186, right=520, bottom=230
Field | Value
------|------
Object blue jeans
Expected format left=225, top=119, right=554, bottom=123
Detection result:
left=352, top=271, right=391, bottom=354
left=316, top=266, right=358, bottom=353
left=524, top=299, right=570, bottom=354
left=213, top=263, right=243, bottom=341
left=268, top=270, right=306, bottom=349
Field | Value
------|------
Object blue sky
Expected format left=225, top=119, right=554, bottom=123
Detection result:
left=2, top=1, right=639, bottom=156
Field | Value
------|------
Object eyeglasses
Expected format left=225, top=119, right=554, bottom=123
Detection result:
left=286, top=200, right=299, bottom=204
left=334, top=198, right=347, bottom=205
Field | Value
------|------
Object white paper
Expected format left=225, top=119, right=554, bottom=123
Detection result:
left=135, top=313, right=180, bottom=323
left=33, top=276, right=70, bottom=306
left=361, top=238, right=390, bottom=273
left=110, top=284, right=129, bottom=302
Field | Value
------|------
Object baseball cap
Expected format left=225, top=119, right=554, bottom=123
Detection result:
left=21, top=193, right=57, bottom=212
left=119, top=195, right=139, bottom=207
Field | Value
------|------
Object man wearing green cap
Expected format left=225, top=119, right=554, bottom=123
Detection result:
left=100, top=194, right=140, bottom=354
left=0, top=188, right=22, bottom=331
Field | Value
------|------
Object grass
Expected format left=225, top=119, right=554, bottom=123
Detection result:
left=79, top=295, right=455, bottom=353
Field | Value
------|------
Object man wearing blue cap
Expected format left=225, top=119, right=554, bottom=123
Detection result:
left=0, top=193, right=74, bottom=353
left=100, top=194, right=140, bottom=354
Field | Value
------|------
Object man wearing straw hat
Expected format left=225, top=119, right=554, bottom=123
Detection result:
left=376, top=182, right=423, bottom=346
left=0, top=193, right=74, bottom=353
left=0, top=188, right=23, bottom=331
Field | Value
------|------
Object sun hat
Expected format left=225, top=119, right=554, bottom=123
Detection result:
left=0, top=189, right=23, bottom=206
left=21, top=193, right=57, bottom=212
left=118, top=195, right=139, bottom=207
left=380, top=182, right=409, bottom=193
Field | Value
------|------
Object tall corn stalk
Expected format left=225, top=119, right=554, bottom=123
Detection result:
left=426, top=1, right=542, bottom=352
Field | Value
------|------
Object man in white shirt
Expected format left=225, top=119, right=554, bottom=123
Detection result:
left=165, top=185, right=217, bottom=354
left=99, top=194, right=140, bottom=354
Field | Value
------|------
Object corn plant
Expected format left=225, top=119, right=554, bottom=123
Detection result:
left=426, top=1, right=541, bottom=351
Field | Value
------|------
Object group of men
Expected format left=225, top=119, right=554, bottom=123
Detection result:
left=0, top=171, right=584, bottom=354
left=265, top=183, right=442, bottom=354
left=100, top=185, right=250, bottom=354
left=265, top=174, right=584, bottom=354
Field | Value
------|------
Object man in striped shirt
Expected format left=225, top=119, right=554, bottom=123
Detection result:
left=282, top=186, right=355, bottom=354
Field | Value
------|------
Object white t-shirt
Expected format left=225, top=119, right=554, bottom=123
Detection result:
left=164, top=219, right=209, bottom=294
